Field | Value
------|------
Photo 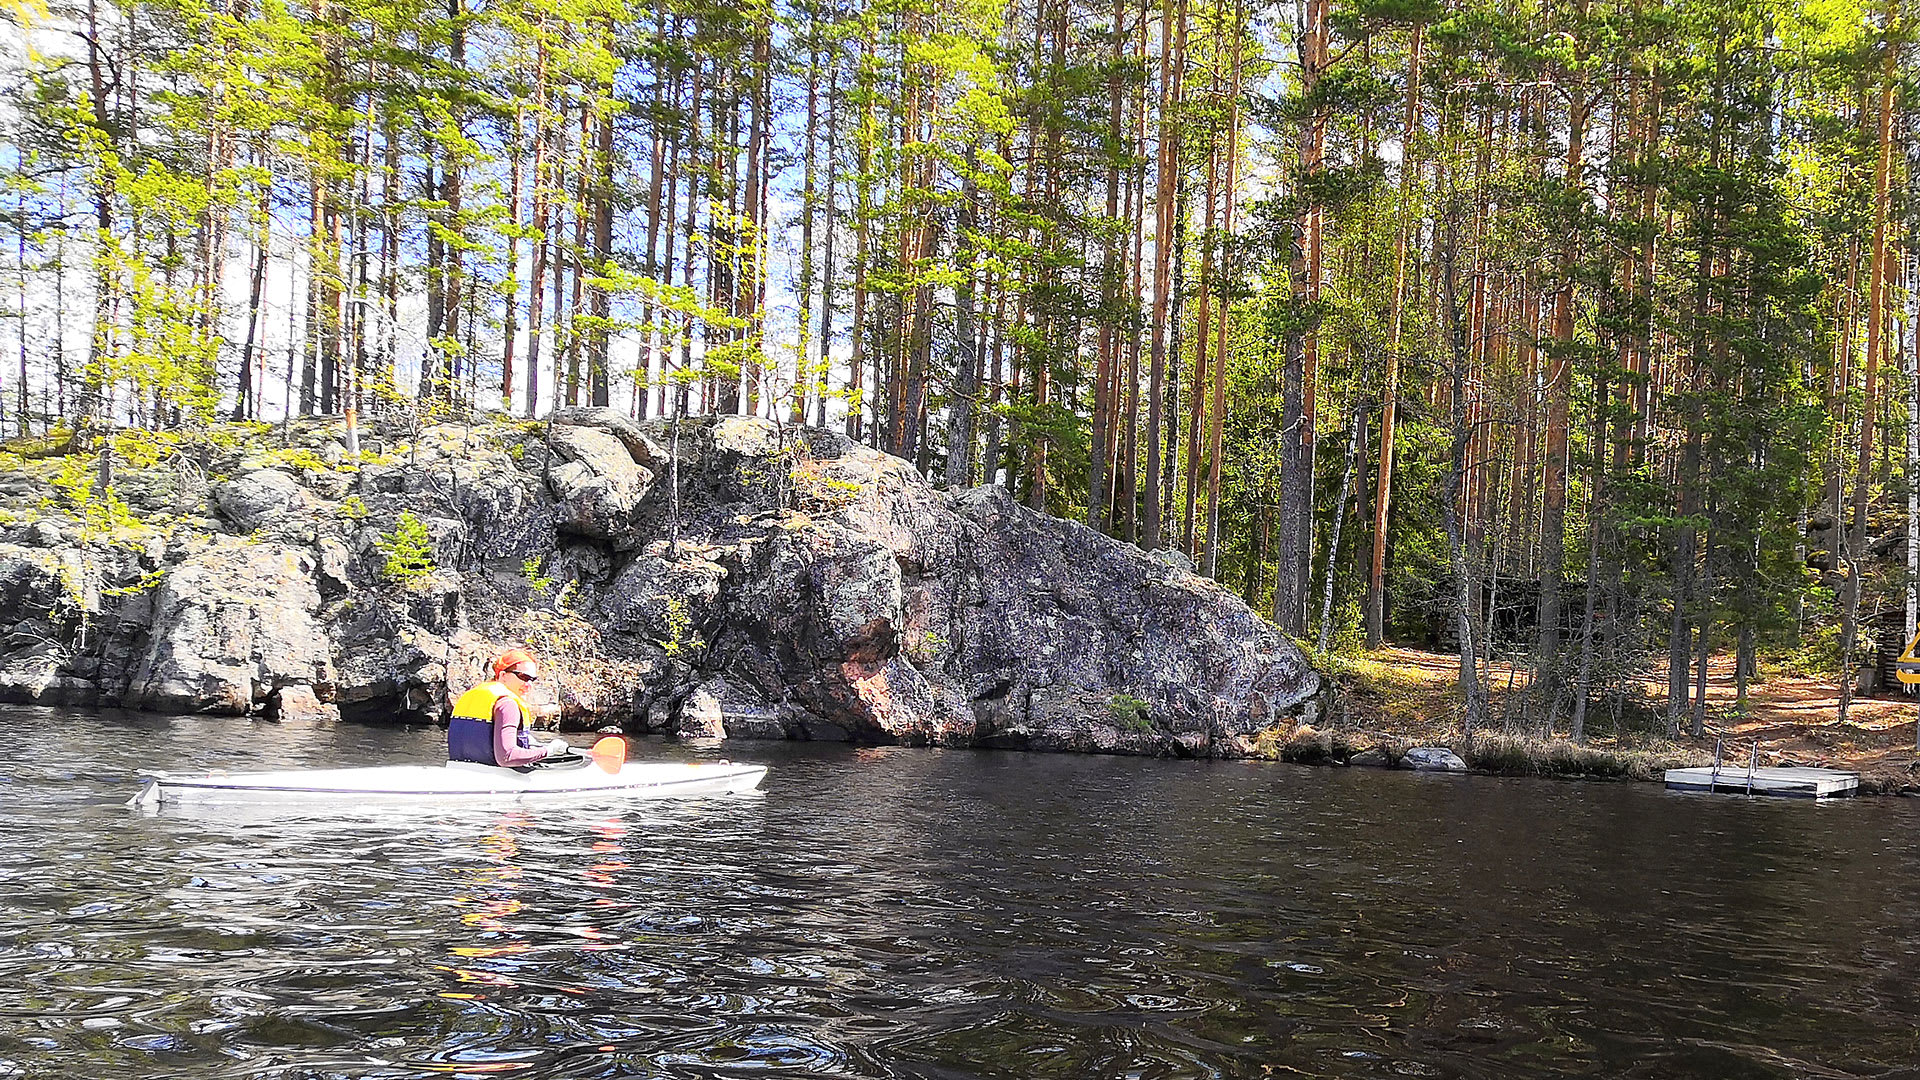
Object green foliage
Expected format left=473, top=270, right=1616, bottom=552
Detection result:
left=1107, top=692, right=1152, bottom=733
left=51, top=557, right=93, bottom=641
left=655, top=594, right=700, bottom=658
left=268, top=448, right=335, bottom=474
left=339, top=495, right=369, bottom=521
left=101, top=568, right=167, bottom=599
left=375, top=512, right=435, bottom=584
left=109, top=429, right=177, bottom=470
left=522, top=556, right=554, bottom=593
left=44, top=454, right=140, bottom=538
left=1763, top=623, right=1848, bottom=681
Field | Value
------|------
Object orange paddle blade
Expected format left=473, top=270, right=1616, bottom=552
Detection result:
left=590, top=736, right=627, bottom=774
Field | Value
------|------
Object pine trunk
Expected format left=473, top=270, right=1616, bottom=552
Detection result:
left=1143, top=0, right=1188, bottom=549
left=1368, top=20, right=1421, bottom=648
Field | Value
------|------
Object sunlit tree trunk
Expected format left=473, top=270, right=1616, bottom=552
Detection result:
left=1183, top=119, right=1219, bottom=558
left=946, top=158, right=981, bottom=487
left=590, top=90, right=614, bottom=409
left=1854, top=0, right=1899, bottom=537
left=1536, top=0, right=1590, bottom=729
left=504, top=105, right=524, bottom=411
left=1202, top=0, right=1243, bottom=579
left=794, top=29, right=821, bottom=426
left=817, top=60, right=841, bottom=431
left=525, top=43, right=551, bottom=418
left=1368, top=20, right=1421, bottom=649
left=1143, top=0, right=1188, bottom=550
left=848, top=28, right=875, bottom=441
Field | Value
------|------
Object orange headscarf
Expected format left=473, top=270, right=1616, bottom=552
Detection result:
left=492, top=648, right=539, bottom=680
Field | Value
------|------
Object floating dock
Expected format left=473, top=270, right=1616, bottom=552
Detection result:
left=1663, top=765, right=1859, bottom=799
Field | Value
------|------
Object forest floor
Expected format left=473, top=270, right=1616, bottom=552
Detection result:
left=1330, top=646, right=1920, bottom=794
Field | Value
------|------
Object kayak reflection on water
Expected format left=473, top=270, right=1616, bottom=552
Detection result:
left=446, top=812, right=533, bottom=995
left=442, top=811, right=635, bottom=999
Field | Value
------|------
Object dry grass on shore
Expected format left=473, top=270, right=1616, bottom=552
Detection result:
left=1311, top=645, right=1920, bottom=793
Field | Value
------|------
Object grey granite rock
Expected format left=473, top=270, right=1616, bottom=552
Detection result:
left=121, top=542, right=334, bottom=714
left=34, top=415, right=1323, bottom=758
left=270, top=683, right=339, bottom=724
left=545, top=425, right=656, bottom=546
left=1402, top=746, right=1468, bottom=772
left=216, top=470, right=306, bottom=532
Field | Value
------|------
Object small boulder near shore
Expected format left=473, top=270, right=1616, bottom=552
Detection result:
left=1403, top=747, right=1469, bottom=772
left=270, top=684, right=339, bottom=724
left=0, top=415, right=1323, bottom=757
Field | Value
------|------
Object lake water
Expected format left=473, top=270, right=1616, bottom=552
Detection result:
left=3, top=708, right=1918, bottom=1079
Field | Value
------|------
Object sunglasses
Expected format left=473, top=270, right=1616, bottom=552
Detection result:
left=507, top=669, right=539, bottom=682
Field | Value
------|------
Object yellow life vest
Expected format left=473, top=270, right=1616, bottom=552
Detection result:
left=448, top=680, right=538, bottom=765
left=452, top=681, right=534, bottom=725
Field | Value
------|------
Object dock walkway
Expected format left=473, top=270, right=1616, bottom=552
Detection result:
left=1663, top=765, right=1859, bottom=799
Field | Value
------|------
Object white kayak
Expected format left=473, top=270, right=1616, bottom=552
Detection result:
left=128, top=755, right=767, bottom=810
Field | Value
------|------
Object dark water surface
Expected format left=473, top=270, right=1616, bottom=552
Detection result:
left=3, top=709, right=1919, bottom=1079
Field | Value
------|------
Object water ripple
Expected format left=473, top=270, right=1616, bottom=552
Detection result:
left=4, top=713, right=1920, bottom=1078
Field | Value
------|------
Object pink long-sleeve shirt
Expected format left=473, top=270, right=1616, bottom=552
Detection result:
left=491, top=695, right=548, bottom=767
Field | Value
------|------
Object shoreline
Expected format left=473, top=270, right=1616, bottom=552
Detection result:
left=1313, top=646, right=1920, bottom=796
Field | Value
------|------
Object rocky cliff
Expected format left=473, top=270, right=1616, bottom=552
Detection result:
left=0, top=413, right=1321, bottom=755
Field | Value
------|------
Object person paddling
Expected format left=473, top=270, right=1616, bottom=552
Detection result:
left=449, top=649, right=571, bottom=768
